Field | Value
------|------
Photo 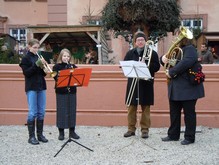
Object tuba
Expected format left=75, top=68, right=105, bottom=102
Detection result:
left=36, top=52, right=57, bottom=78
left=164, top=26, right=193, bottom=70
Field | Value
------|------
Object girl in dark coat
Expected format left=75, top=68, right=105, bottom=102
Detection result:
left=123, top=31, right=160, bottom=138
left=53, top=48, right=80, bottom=140
left=19, top=38, right=48, bottom=145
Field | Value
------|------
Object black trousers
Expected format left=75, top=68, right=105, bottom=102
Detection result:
left=168, top=99, right=197, bottom=142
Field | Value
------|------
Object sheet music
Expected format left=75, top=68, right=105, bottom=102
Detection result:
left=120, top=60, right=152, bottom=79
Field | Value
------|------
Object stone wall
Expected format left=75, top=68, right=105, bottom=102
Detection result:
left=0, top=64, right=219, bottom=127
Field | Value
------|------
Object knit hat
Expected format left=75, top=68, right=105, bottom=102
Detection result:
left=134, top=31, right=147, bottom=42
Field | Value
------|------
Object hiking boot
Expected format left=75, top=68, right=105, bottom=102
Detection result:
left=141, top=132, right=149, bottom=139
left=124, top=131, right=135, bottom=137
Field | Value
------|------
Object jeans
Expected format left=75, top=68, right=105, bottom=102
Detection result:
left=26, top=90, right=46, bottom=122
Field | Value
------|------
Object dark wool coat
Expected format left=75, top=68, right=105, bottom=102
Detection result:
left=163, top=44, right=205, bottom=101
left=124, top=48, right=160, bottom=105
left=19, top=51, right=47, bottom=92
left=52, top=62, right=78, bottom=128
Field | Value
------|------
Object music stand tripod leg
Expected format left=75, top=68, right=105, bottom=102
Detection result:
left=54, top=138, right=71, bottom=157
left=54, top=138, right=93, bottom=157
left=68, top=138, right=94, bottom=152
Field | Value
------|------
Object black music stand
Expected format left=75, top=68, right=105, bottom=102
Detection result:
left=54, top=68, right=93, bottom=157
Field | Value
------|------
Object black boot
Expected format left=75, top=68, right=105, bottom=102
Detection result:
left=27, top=121, right=39, bottom=145
left=58, top=128, right=64, bottom=140
left=69, top=127, right=80, bottom=139
left=36, top=119, right=48, bottom=143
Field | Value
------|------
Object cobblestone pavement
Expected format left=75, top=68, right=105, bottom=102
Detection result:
left=0, top=125, right=219, bottom=165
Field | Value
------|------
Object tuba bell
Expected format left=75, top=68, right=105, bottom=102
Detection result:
left=164, top=26, right=193, bottom=70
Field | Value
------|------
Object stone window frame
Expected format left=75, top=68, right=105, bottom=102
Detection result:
left=181, top=14, right=208, bottom=32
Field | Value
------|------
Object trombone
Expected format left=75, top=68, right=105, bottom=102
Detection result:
left=36, top=52, right=57, bottom=78
left=126, top=40, right=154, bottom=107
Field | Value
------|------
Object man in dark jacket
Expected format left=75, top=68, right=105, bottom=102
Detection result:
left=160, top=33, right=205, bottom=145
left=198, top=43, right=214, bottom=64
left=123, top=31, right=160, bottom=138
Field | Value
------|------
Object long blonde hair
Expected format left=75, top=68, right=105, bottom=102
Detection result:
left=56, top=48, right=74, bottom=64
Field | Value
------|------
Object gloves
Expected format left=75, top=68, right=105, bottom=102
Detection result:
left=35, top=59, right=44, bottom=69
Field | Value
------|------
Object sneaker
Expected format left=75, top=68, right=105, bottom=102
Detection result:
left=124, top=131, right=135, bottom=137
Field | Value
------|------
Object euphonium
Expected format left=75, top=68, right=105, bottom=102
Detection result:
left=36, top=52, right=57, bottom=77
left=164, top=26, right=193, bottom=70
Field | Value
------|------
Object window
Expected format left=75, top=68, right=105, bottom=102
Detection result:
left=193, top=19, right=202, bottom=27
left=87, top=20, right=102, bottom=25
left=81, top=16, right=102, bottom=25
left=9, top=28, right=27, bottom=55
left=181, top=18, right=203, bottom=30
left=182, top=20, right=191, bottom=27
